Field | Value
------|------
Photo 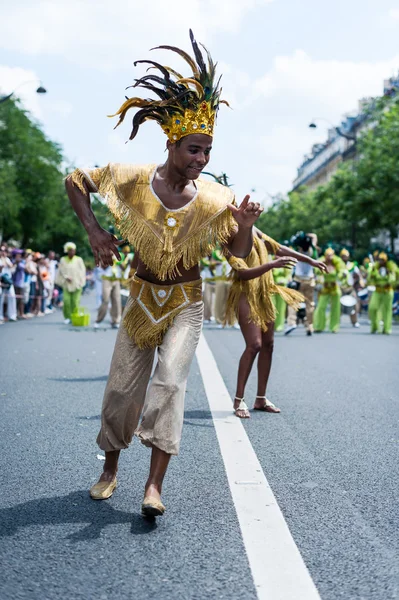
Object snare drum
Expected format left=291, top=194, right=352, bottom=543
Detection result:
left=340, top=294, right=357, bottom=315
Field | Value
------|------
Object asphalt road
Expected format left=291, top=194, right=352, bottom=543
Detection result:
left=0, top=295, right=398, bottom=600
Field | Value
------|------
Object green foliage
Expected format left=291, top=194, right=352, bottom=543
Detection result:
left=258, top=97, right=399, bottom=256
left=0, top=98, right=114, bottom=261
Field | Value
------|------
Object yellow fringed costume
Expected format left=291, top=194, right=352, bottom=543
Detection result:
left=225, top=233, right=304, bottom=331
left=70, top=163, right=236, bottom=348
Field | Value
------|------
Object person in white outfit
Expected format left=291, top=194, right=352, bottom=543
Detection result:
left=0, top=247, right=17, bottom=324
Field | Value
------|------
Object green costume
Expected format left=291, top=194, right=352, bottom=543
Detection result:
left=56, top=254, right=86, bottom=320
left=272, top=266, right=291, bottom=332
left=368, top=260, right=396, bottom=334
left=314, top=255, right=346, bottom=333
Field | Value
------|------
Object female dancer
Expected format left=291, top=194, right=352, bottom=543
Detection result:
left=225, top=230, right=326, bottom=418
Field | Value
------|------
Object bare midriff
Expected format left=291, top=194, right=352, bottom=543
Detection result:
left=135, top=254, right=200, bottom=285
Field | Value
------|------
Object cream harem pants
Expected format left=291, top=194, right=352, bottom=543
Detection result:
left=97, top=297, right=203, bottom=456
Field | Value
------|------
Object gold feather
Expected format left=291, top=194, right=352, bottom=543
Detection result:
left=151, top=45, right=200, bottom=79
left=175, top=78, right=204, bottom=97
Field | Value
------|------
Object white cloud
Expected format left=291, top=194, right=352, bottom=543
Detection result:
left=0, top=0, right=274, bottom=70
left=230, top=50, right=399, bottom=194
left=48, top=100, right=73, bottom=119
left=388, top=8, right=399, bottom=21
left=254, top=50, right=399, bottom=117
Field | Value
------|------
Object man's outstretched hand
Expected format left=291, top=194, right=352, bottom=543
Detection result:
left=228, top=195, right=263, bottom=228
left=88, top=226, right=123, bottom=268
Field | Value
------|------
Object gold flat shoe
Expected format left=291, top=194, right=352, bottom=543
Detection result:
left=89, top=478, right=117, bottom=500
left=141, top=496, right=166, bottom=517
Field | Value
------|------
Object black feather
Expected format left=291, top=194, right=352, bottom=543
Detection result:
left=189, top=29, right=206, bottom=75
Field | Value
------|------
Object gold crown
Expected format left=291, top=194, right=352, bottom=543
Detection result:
left=161, top=101, right=215, bottom=143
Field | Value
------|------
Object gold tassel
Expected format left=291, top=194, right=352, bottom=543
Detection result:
left=105, top=182, right=235, bottom=281
left=123, top=301, right=178, bottom=349
left=69, top=169, right=87, bottom=194
left=225, top=234, right=304, bottom=331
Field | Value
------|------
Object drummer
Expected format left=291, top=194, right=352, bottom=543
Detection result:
left=313, top=248, right=346, bottom=333
left=368, top=252, right=397, bottom=335
left=340, top=249, right=362, bottom=328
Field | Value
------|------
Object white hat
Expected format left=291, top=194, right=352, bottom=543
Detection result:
left=64, top=242, right=77, bottom=253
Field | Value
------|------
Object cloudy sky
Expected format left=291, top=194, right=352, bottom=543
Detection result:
left=1, top=0, right=399, bottom=205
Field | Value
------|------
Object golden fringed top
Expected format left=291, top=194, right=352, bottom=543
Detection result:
left=225, top=232, right=303, bottom=331
left=70, top=163, right=236, bottom=281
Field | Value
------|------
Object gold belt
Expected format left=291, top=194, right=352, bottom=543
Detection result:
left=130, top=275, right=203, bottom=324
left=125, top=275, right=203, bottom=349
left=375, top=285, right=392, bottom=293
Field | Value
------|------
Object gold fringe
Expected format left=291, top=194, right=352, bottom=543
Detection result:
left=124, top=275, right=203, bottom=349
left=69, top=169, right=87, bottom=194
left=123, top=301, right=178, bottom=349
left=70, top=164, right=235, bottom=281
left=107, top=195, right=234, bottom=282
left=95, top=166, right=235, bottom=281
left=225, top=235, right=304, bottom=331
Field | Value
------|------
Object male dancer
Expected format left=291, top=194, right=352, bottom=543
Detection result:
left=65, top=30, right=262, bottom=516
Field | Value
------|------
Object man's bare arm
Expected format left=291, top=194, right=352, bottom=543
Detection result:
left=65, top=175, right=121, bottom=268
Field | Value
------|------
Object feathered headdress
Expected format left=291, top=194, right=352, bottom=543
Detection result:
left=109, top=29, right=229, bottom=143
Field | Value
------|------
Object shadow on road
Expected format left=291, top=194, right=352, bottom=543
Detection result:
left=183, top=409, right=212, bottom=420
left=76, top=415, right=101, bottom=421
left=48, top=376, right=108, bottom=383
left=0, top=491, right=157, bottom=541
left=183, top=409, right=214, bottom=429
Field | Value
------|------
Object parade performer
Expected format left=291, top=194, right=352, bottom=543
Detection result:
left=65, top=30, right=262, bottom=517
left=225, top=229, right=326, bottom=418
left=94, top=256, right=123, bottom=329
left=340, top=248, right=362, bottom=328
left=272, top=262, right=291, bottom=332
left=56, top=243, right=86, bottom=325
left=213, top=246, right=232, bottom=326
left=285, top=232, right=318, bottom=336
left=313, top=248, right=345, bottom=333
left=201, top=253, right=217, bottom=323
left=368, top=252, right=397, bottom=334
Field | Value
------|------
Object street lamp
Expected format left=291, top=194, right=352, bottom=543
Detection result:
left=0, top=80, right=47, bottom=104
left=308, top=117, right=356, bottom=142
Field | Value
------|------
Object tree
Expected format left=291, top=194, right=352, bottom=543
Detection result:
left=0, top=98, right=114, bottom=262
left=257, top=95, right=399, bottom=256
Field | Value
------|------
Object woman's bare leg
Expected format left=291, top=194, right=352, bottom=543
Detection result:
left=234, top=296, right=262, bottom=418
left=254, top=322, right=280, bottom=412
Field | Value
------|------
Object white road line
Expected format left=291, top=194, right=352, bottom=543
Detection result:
left=196, top=334, right=321, bottom=600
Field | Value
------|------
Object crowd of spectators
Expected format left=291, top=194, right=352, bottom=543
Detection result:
left=0, top=243, right=59, bottom=325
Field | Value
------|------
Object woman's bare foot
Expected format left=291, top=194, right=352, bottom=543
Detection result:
left=233, top=397, right=250, bottom=419
left=253, top=396, right=281, bottom=413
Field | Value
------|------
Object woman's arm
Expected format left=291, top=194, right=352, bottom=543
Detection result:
left=235, top=256, right=296, bottom=281
left=275, top=245, right=327, bottom=273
